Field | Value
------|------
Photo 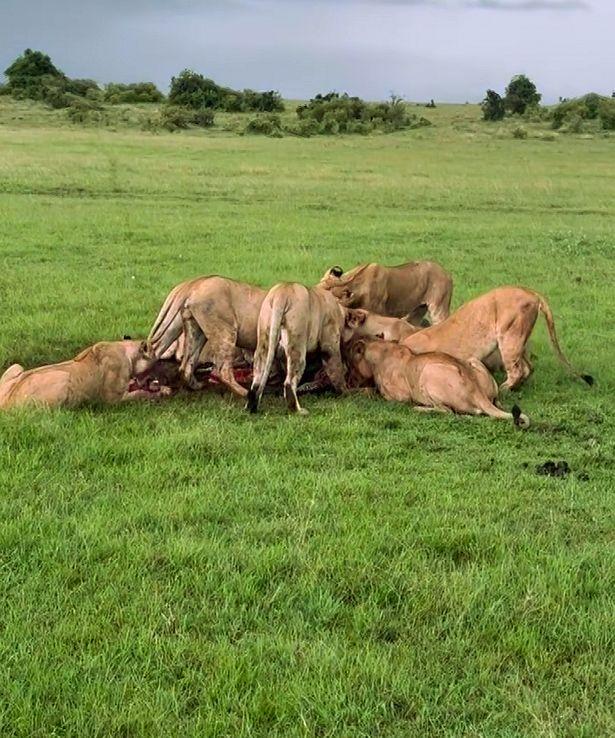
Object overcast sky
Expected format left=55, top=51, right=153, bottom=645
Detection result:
left=1, top=0, right=612, bottom=102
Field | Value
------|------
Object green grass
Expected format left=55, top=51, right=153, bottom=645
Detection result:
left=0, top=98, right=613, bottom=737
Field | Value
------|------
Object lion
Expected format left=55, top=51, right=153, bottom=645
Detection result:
left=147, top=276, right=267, bottom=397
left=346, top=337, right=529, bottom=426
left=398, top=286, right=593, bottom=391
left=0, top=340, right=159, bottom=410
left=343, top=307, right=420, bottom=343
left=318, top=260, right=453, bottom=325
left=246, top=284, right=347, bottom=414
left=344, top=287, right=592, bottom=391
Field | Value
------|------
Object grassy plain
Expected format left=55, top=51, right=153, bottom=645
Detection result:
left=0, top=97, right=614, bottom=737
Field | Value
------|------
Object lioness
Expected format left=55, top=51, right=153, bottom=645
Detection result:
left=0, top=340, right=157, bottom=410
left=346, top=337, right=529, bottom=426
left=397, top=286, right=593, bottom=390
left=246, top=284, right=347, bottom=414
left=343, top=308, right=420, bottom=343
left=319, top=260, right=453, bottom=325
left=147, top=276, right=267, bottom=397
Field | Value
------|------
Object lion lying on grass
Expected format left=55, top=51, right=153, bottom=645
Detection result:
left=0, top=340, right=162, bottom=410
left=346, top=336, right=530, bottom=426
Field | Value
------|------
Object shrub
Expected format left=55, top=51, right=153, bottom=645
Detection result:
left=66, top=78, right=101, bottom=98
left=598, top=98, right=615, bottom=130
left=168, top=70, right=284, bottom=113
left=295, top=92, right=423, bottom=134
left=0, top=84, right=10, bottom=96
left=550, top=93, right=611, bottom=130
left=190, top=108, right=215, bottom=127
left=65, top=96, right=105, bottom=124
left=512, top=126, right=528, bottom=139
left=238, top=89, right=284, bottom=113
left=565, top=114, right=584, bottom=134
left=4, top=49, right=64, bottom=99
left=244, top=113, right=283, bottom=136
left=481, top=90, right=506, bottom=121
left=169, top=70, right=223, bottom=109
left=286, top=118, right=319, bottom=137
left=505, top=74, right=541, bottom=115
left=104, top=82, right=164, bottom=104
left=159, top=105, right=215, bottom=131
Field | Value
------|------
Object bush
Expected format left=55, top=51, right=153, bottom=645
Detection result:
left=66, top=78, right=101, bottom=98
left=295, top=92, right=424, bottom=134
left=159, top=105, right=214, bottom=131
left=244, top=113, right=283, bottom=136
left=65, top=96, right=105, bottom=124
left=4, top=49, right=105, bottom=110
left=104, top=82, right=164, bottom=104
left=168, top=70, right=284, bottom=113
left=286, top=118, right=320, bottom=137
left=481, top=90, right=505, bottom=121
left=238, top=89, right=284, bottom=113
left=168, top=70, right=223, bottom=109
left=505, top=74, right=541, bottom=115
left=512, top=126, right=528, bottom=139
left=4, top=49, right=64, bottom=100
left=0, top=84, right=10, bottom=96
left=550, top=93, right=611, bottom=130
left=565, top=114, right=584, bottom=134
left=598, top=98, right=615, bottom=130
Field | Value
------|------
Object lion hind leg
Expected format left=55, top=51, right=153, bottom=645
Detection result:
left=180, top=310, right=206, bottom=389
left=283, top=343, right=308, bottom=415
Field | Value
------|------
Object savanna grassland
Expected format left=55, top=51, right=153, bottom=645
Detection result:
left=0, top=97, right=614, bottom=737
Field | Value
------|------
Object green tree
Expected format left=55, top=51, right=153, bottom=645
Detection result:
left=481, top=89, right=506, bottom=121
left=168, top=70, right=224, bottom=109
left=504, top=74, right=541, bottom=115
left=4, top=49, right=65, bottom=99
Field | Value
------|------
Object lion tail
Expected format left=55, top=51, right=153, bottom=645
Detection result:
left=147, top=282, right=188, bottom=358
left=247, top=293, right=286, bottom=413
left=535, top=292, right=593, bottom=386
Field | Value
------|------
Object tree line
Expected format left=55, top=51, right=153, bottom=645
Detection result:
left=481, top=74, right=615, bottom=132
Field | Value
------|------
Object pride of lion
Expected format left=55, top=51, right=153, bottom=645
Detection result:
left=1, top=259, right=593, bottom=426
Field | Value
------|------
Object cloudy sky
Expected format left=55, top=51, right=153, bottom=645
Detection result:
left=0, top=0, right=612, bottom=102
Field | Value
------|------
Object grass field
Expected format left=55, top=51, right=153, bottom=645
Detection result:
left=0, top=98, right=614, bottom=737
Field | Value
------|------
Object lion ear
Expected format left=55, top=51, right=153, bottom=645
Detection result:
left=330, top=266, right=343, bottom=278
left=345, top=309, right=367, bottom=327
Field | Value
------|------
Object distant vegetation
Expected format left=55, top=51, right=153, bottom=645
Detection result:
left=2, top=48, right=164, bottom=117
left=482, top=74, right=541, bottom=121
left=549, top=93, right=615, bottom=132
left=480, top=74, right=615, bottom=136
left=2, top=49, right=613, bottom=138
left=293, top=93, right=431, bottom=135
left=168, top=69, right=284, bottom=113
left=103, top=82, right=164, bottom=104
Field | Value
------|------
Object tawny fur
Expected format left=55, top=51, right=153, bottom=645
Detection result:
left=346, top=337, right=529, bottom=425
left=147, top=276, right=267, bottom=397
left=0, top=341, right=155, bottom=410
left=247, top=283, right=348, bottom=414
left=319, top=260, right=453, bottom=325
